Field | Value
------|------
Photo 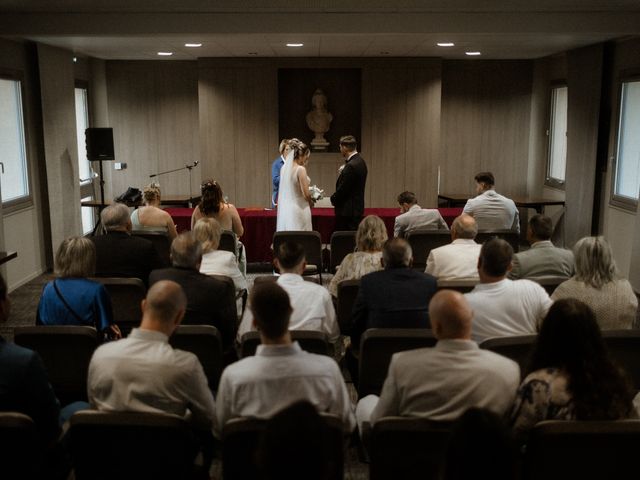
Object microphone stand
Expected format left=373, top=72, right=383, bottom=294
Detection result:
left=150, top=161, right=199, bottom=207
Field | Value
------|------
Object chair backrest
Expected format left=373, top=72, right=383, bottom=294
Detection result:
left=602, top=330, right=640, bottom=391
left=529, top=275, right=568, bottom=295
left=330, top=231, right=357, bottom=273
left=219, top=230, right=238, bottom=258
left=240, top=330, right=332, bottom=358
left=13, top=326, right=99, bottom=405
left=222, top=414, right=344, bottom=480
left=169, top=325, right=223, bottom=392
left=475, top=229, right=520, bottom=253
left=253, top=275, right=321, bottom=285
left=436, top=278, right=478, bottom=293
left=406, top=230, right=451, bottom=271
left=370, top=417, right=452, bottom=480
left=0, top=412, right=39, bottom=479
left=526, top=420, right=640, bottom=480
left=273, top=231, right=324, bottom=276
left=336, top=279, right=360, bottom=333
left=131, top=230, right=171, bottom=266
left=479, top=334, right=537, bottom=379
left=92, top=277, right=146, bottom=335
left=69, top=411, right=196, bottom=480
left=358, top=328, right=437, bottom=397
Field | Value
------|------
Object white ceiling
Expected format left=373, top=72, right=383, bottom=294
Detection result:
left=1, top=0, right=639, bottom=60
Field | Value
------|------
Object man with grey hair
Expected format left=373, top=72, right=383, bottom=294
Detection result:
left=149, top=232, right=237, bottom=351
left=91, top=202, right=163, bottom=285
left=350, top=238, right=437, bottom=348
left=425, top=214, right=482, bottom=281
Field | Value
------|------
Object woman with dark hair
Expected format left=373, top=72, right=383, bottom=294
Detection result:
left=190, top=179, right=244, bottom=236
left=511, top=298, right=635, bottom=436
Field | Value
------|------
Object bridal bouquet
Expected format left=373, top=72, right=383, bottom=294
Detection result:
left=309, top=185, right=324, bottom=202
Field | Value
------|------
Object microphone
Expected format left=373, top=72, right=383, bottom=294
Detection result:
left=149, top=173, right=156, bottom=178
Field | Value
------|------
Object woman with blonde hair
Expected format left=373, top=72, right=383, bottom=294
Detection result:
left=130, top=182, right=178, bottom=239
left=328, top=215, right=388, bottom=297
left=552, top=236, right=637, bottom=329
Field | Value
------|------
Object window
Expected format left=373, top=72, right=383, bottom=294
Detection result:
left=545, top=85, right=568, bottom=188
left=612, top=79, right=640, bottom=209
left=0, top=77, right=30, bottom=205
left=74, top=86, right=95, bottom=234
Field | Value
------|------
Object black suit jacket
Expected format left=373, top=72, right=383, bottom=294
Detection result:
left=350, top=268, right=438, bottom=348
left=149, top=267, right=237, bottom=350
left=331, top=153, right=368, bottom=218
left=92, top=231, right=164, bottom=286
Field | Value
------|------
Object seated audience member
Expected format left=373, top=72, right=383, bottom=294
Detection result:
left=350, top=238, right=437, bottom=348
left=91, top=202, right=164, bottom=285
left=465, top=238, right=552, bottom=342
left=394, top=191, right=448, bottom=237
left=216, top=283, right=355, bottom=435
left=463, top=172, right=520, bottom=233
left=0, top=274, right=61, bottom=446
left=328, top=215, right=387, bottom=297
left=355, top=290, right=519, bottom=431
left=509, top=214, right=573, bottom=280
left=443, top=408, right=520, bottom=480
left=149, top=232, right=237, bottom=351
left=425, top=214, right=482, bottom=281
left=37, top=237, right=121, bottom=339
left=552, top=236, right=637, bottom=330
left=88, top=280, right=216, bottom=465
left=511, top=298, right=635, bottom=437
left=237, top=241, right=339, bottom=342
left=130, top=182, right=178, bottom=240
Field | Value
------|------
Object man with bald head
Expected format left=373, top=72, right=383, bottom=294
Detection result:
left=88, top=280, right=216, bottom=431
left=425, top=214, right=482, bottom=281
left=355, top=290, right=519, bottom=430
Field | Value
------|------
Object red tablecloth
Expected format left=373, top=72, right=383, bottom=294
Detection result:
left=166, top=207, right=463, bottom=263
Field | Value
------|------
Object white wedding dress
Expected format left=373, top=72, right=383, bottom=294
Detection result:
left=276, top=150, right=312, bottom=231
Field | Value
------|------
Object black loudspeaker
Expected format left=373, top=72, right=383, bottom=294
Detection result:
left=85, top=128, right=115, bottom=161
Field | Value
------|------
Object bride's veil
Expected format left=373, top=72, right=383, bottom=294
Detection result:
left=276, top=148, right=296, bottom=231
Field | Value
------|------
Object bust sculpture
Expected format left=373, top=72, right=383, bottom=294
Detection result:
left=305, top=88, right=333, bottom=151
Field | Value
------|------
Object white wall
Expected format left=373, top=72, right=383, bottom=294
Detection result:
left=3, top=207, right=47, bottom=290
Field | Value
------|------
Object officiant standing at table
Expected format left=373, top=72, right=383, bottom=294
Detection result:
left=331, top=135, right=368, bottom=231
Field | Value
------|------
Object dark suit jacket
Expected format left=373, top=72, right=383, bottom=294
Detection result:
left=149, top=267, right=237, bottom=350
left=0, top=338, right=61, bottom=445
left=331, top=153, right=368, bottom=218
left=92, top=231, right=164, bottom=286
left=350, top=268, right=438, bottom=348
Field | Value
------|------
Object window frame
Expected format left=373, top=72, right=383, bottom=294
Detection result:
left=544, top=82, right=568, bottom=190
left=610, top=71, right=640, bottom=212
left=74, top=80, right=96, bottom=235
left=0, top=70, right=34, bottom=213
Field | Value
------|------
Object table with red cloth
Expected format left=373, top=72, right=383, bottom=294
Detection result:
left=166, top=207, right=463, bottom=263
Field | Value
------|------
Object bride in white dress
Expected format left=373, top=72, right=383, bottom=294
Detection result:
left=276, top=138, right=314, bottom=231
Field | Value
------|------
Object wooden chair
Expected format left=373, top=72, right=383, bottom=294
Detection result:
left=329, top=231, right=356, bottom=273
left=405, top=230, right=451, bottom=271
left=273, top=231, right=324, bottom=282
left=436, top=278, right=478, bottom=293
left=529, top=275, right=568, bottom=295
left=219, top=230, right=238, bottom=258
left=475, top=229, right=520, bottom=252
left=13, top=326, right=99, bottom=405
left=169, top=325, right=223, bottom=392
left=0, top=412, right=39, bottom=480
left=479, top=334, right=537, bottom=379
left=131, top=230, right=171, bottom=266
left=336, top=279, right=360, bottom=333
left=92, top=277, right=146, bottom=335
left=358, top=328, right=437, bottom=397
left=240, top=330, right=332, bottom=358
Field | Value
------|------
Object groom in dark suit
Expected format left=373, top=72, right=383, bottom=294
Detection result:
left=331, top=135, right=368, bottom=231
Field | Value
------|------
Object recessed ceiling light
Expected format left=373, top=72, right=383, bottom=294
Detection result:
left=286, top=43, right=304, bottom=47
left=437, top=42, right=455, bottom=47
left=73, top=57, right=78, bottom=63
left=184, top=43, right=202, bottom=48
left=157, top=51, right=173, bottom=56
left=465, top=51, right=482, bottom=56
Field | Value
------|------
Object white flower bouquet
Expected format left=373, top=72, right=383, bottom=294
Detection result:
left=309, top=185, right=325, bottom=202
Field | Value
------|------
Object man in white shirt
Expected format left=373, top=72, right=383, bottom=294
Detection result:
left=463, top=172, right=520, bottom=233
left=237, top=241, right=339, bottom=341
left=425, top=214, right=482, bottom=281
left=355, top=289, right=519, bottom=432
left=465, top=238, right=552, bottom=342
left=394, top=191, right=448, bottom=238
left=217, top=282, right=355, bottom=435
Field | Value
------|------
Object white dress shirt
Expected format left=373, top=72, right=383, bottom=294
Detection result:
left=394, top=204, right=448, bottom=237
left=237, top=273, right=339, bottom=341
left=216, top=342, right=355, bottom=435
left=463, top=189, right=520, bottom=233
left=199, top=250, right=248, bottom=293
left=425, top=238, right=482, bottom=281
left=465, top=279, right=552, bottom=342
left=88, top=328, right=216, bottom=430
